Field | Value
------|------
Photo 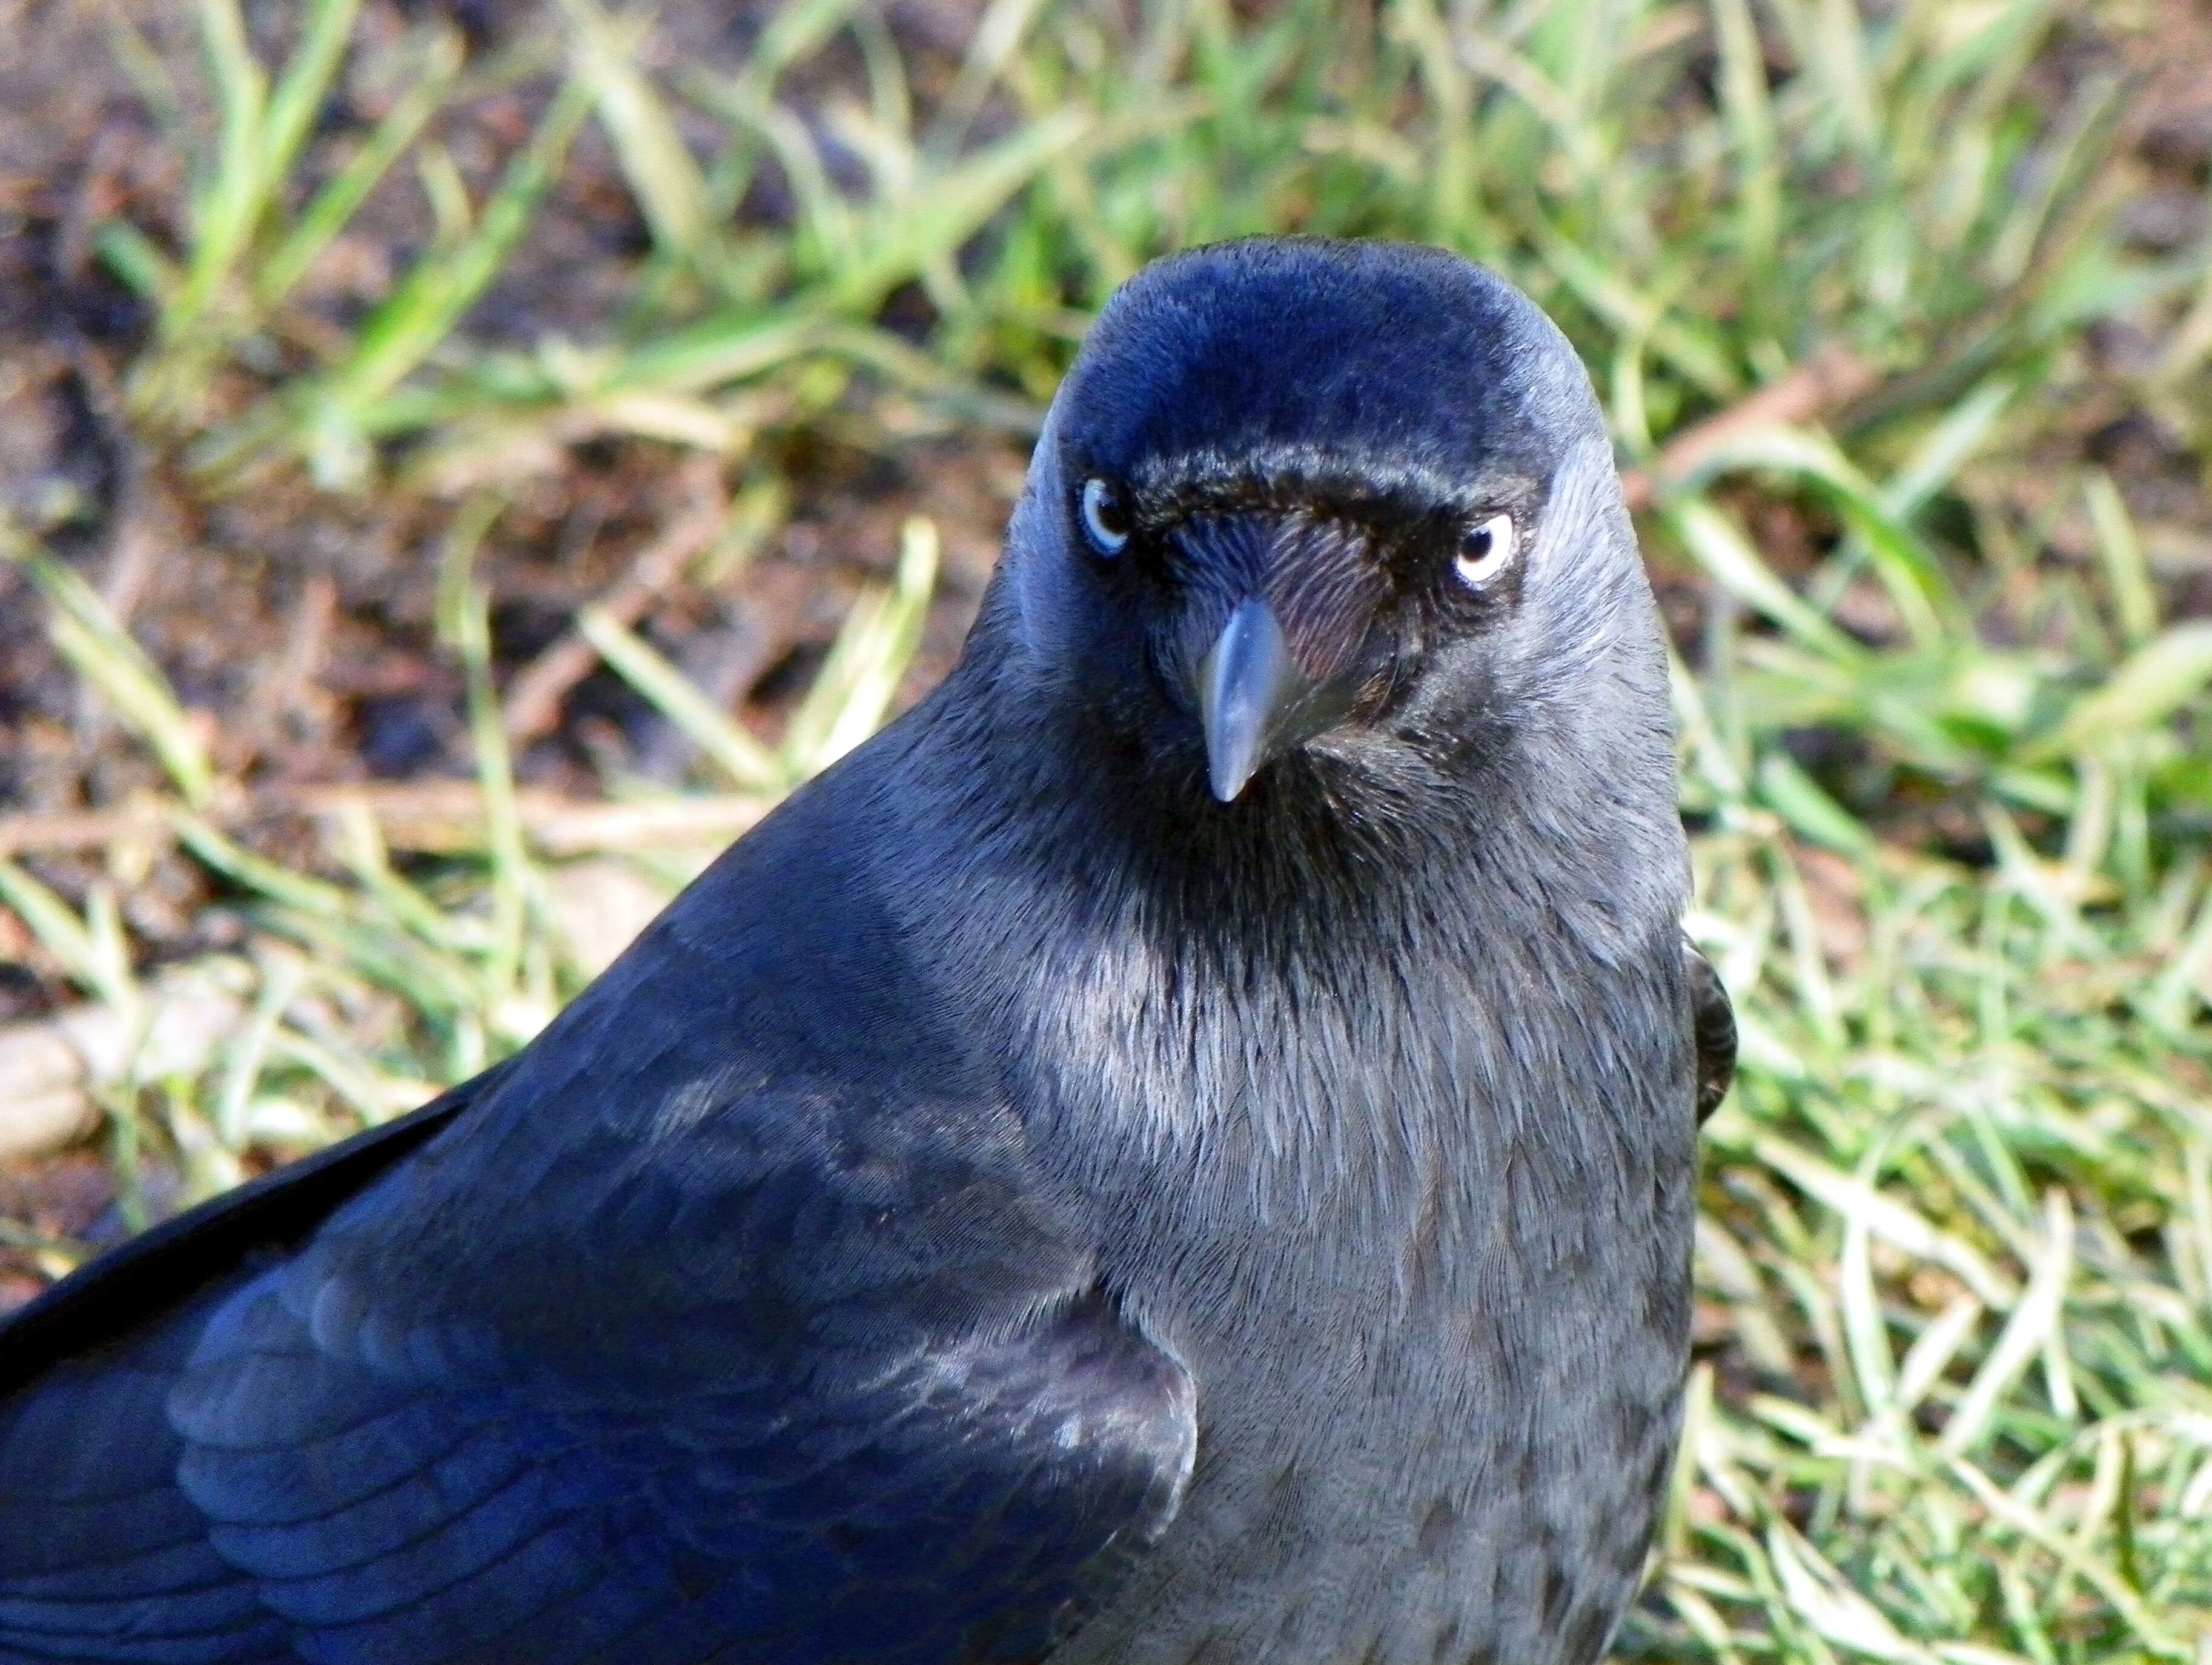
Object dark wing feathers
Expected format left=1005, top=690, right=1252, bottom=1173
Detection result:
left=0, top=1281, right=286, bottom=1665
left=1686, top=935, right=1737, bottom=1124
left=139, top=1254, right=1190, bottom=1665
left=0, top=795, right=1196, bottom=1665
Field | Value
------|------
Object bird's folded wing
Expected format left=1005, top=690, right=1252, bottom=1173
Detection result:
left=0, top=1076, right=1195, bottom=1665
left=136, top=1256, right=1192, bottom=1665
left=2, top=1256, right=1193, bottom=1665
left=0, top=823, right=1197, bottom=1665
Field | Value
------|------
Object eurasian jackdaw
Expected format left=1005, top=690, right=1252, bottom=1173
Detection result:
left=0, top=237, right=1734, bottom=1665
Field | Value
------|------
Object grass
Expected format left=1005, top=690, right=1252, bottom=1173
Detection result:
left=4, top=0, right=2212, bottom=1658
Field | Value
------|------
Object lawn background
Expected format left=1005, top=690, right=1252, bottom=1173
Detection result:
left=1, top=0, right=2210, bottom=1656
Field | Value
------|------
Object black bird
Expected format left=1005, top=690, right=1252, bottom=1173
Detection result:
left=0, top=237, right=1733, bottom=1665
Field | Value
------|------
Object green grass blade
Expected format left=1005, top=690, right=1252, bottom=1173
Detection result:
left=259, top=0, right=363, bottom=200
left=575, top=608, right=787, bottom=793
left=557, top=0, right=709, bottom=259
left=0, top=521, right=213, bottom=807
left=173, top=0, right=270, bottom=340
left=313, top=76, right=594, bottom=429
left=2022, top=624, right=2212, bottom=765
left=435, top=494, right=530, bottom=999
left=832, top=110, right=1090, bottom=313
left=1667, top=497, right=1866, bottom=664
left=2082, top=471, right=2158, bottom=649
left=257, top=27, right=463, bottom=308
left=780, top=516, right=938, bottom=776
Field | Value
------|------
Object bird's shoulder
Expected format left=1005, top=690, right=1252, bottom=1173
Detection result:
left=331, top=766, right=1096, bottom=1348
left=164, top=773, right=1199, bottom=1660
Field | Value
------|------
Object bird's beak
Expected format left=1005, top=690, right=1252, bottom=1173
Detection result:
left=1197, top=597, right=1319, bottom=803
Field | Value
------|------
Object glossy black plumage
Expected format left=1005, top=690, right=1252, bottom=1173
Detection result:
left=0, top=238, right=1726, bottom=1665
left=1687, top=940, right=1738, bottom=1123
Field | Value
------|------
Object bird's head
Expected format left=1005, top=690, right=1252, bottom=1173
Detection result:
left=986, top=237, right=1665, bottom=819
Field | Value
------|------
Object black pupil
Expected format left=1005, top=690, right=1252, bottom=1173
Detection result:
left=1464, top=525, right=1492, bottom=558
left=1094, top=491, right=1125, bottom=534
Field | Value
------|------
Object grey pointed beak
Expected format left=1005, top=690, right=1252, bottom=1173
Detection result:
left=1197, top=598, right=1313, bottom=803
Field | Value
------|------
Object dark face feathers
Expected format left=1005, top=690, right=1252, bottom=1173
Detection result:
left=990, top=235, right=1661, bottom=825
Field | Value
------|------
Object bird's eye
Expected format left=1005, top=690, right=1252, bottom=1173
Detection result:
left=1453, top=513, right=1516, bottom=589
left=1080, top=478, right=1131, bottom=557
